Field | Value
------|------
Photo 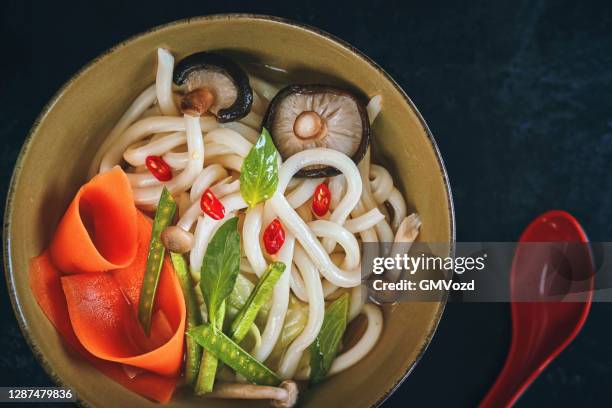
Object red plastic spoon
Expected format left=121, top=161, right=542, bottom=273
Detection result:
left=480, top=210, right=594, bottom=408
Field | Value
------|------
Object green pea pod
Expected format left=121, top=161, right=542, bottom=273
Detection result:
left=170, top=253, right=201, bottom=385
left=138, top=187, right=177, bottom=335
left=188, top=322, right=281, bottom=386
left=230, top=262, right=286, bottom=343
left=195, top=302, right=225, bottom=395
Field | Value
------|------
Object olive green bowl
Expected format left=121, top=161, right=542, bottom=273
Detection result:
left=3, top=14, right=454, bottom=408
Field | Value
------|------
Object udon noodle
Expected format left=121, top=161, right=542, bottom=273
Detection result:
left=90, top=48, right=421, bottom=403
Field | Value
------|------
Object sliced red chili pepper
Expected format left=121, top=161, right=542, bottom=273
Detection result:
left=145, top=155, right=173, bottom=181
left=263, top=219, right=285, bottom=255
left=312, top=182, right=331, bottom=217
left=200, top=188, right=225, bottom=220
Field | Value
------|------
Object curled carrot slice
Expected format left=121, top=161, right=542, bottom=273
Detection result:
left=50, top=166, right=138, bottom=274
left=29, top=252, right=178, bottom=403
left=61, top=212, right=186, bottom=376
left=29, top=168, right=186, bottom=402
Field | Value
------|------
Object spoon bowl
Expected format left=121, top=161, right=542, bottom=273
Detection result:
left=480, top=210, right=594, bottom=408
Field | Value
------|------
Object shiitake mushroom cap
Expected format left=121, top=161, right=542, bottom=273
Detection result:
left=263, top=84, right=371, bottom=178
left=173, top=52, right=253, bottom=123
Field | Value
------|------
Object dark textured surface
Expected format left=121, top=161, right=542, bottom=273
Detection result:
left=1, top=1, right=611, bottom=407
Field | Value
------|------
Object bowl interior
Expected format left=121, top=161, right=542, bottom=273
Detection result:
left=5, top=15, right=453, bottom=408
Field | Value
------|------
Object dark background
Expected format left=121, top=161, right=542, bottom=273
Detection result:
left=1, top=0, right=611, bottom=407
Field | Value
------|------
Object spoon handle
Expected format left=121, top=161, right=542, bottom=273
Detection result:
left=479, top=357, right=533, bottom=408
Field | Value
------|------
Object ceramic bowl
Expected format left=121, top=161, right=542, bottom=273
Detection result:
left=3, top=14, right=454, bottom=408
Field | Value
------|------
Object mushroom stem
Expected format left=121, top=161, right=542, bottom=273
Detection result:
left=293, top=111, right=327, bottom=140
left=161, top=225, right=195, bottom=254
left=206, top=381, right=298, bottom=407
left=181, top=88, right=215, bottom=117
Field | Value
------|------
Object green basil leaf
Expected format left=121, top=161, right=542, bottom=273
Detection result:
left=310, top=292, right=350, bottom=384
left=240, top=127, right=279, bottom=207
left=200, top=217, right=240, bottom=326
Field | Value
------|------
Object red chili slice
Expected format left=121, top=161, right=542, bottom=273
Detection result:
left=200, top=188, right=225, bottom=220
left=312, top=182, right=331, bottom=217
left=145, top=156, right=173, bottom=182
left=263, top=219, right=285, bottom=255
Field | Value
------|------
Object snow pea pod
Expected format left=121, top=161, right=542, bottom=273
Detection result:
left=230, top=261, right=286, bottom=343
left=170, top=253, right=201, bottom=385
left=189, top=323, right=281, bottom=386
left=195, top=302, right=225, bottom=395
left=138, top=187, right=176, bottom=334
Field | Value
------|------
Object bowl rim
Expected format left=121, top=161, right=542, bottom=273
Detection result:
left=3, top=13, right=455, bottom=408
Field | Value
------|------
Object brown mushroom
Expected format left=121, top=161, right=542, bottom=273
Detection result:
left=207, top=381, right=298, bottom=407
left=160, top=226, right=194, bottom=254
left=263, top=84, right=371, bottom=177
left=173, top=52, right=253, bottom=122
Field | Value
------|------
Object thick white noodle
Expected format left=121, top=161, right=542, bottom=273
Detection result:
left=289, top=267, right=308, bottom=302
left=162, top=151, right=188, bottom=169
left=376, top=219, right=395, bottom=245
left=297, top=303, right=383, bottom=379
left=366, top=95, right=382, bottom=125
left=269, top=148, right=363, bottom=288
left=161, top=144, right=236, bottom=170
left=126, top=172, right=162, bottom=188
left=190, top=217, right=210, bottom=282
left=366, top=95, right=383, bottom=125
left=141, top=105, right=161, bottom=118
left=221, top=122, right=259, bottom=144
left=207, top=154, right=243, bottom=172
left=189, top=193, right=248, bottom=281
left=254, top=233, right=294, bottom=362
left=387, top=188, right=407, bottom=231
left=204, top=128, right=253, bottom=157
left=131, top=115, right=204, bottom=206
left=189, top=164, right=228, bottom=202
left=123, top=131, right=185, bottom=166
left=348, top=285, right=366, bottom=321
left=262, top=200, right=276, bottom=228
left=242, top=204, right=267, bottom=277
left=206, top=144, right=235, bottom=158
left=329, top=304, right=383, bottom=374
left=156, top=48, right=179, bottom=116
left=278, top=245, right=325, bottom=379
left=99, top=115, right=217, bottom=172
left=286, top=178, right=324, bottom=209
left=344, top=208, right=385, bottom=233
left=370, top=164, right=394, bottom=204
left=307, top=220, right=360, bottom=270
left=358, top=149, right=394, bottom=250
left=321, top=150, right=381, bottom=253
left=89, top=84, right=157, bottom=177
left=328, top=175, right=346, bottom=210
